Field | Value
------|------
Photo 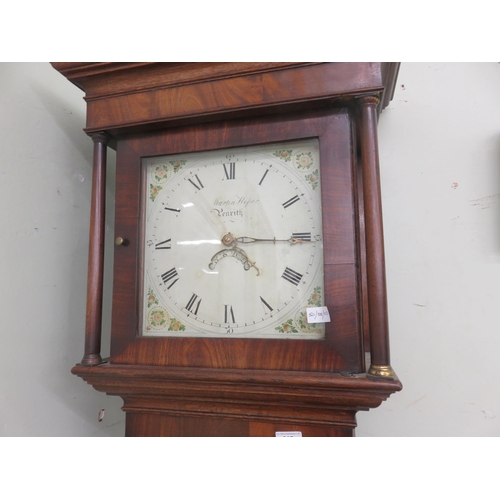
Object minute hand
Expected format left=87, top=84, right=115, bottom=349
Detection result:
left=234, top=236, right=315, bottom=245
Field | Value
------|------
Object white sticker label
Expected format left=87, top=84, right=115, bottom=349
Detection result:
left=275, top=431, right=302, bottom=437
left=306, top=306, right=331, bottom=323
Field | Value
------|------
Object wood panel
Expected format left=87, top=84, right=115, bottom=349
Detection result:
left=126, top=414, right=250, bottom=437
left=51, top=63, right=318, bottom=99
left=54, top=62, right=384, bottom=134
left=110, top=265, right=358, bottom=371
left=110, top=108, right=364, bottom=372
left=248, top=421, right=353, bottom=437
left=124, top=414, right=354, bottom=437
left=72, top=362, right=402, bottom=437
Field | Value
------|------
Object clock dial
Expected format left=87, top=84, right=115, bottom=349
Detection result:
left=141, top=138, right=325, bottom=339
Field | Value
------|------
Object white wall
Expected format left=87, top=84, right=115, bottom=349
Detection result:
left=0, top=62, right=124, bottom=436
left=1, top=62, right=499, bottom=437
left=357, top=62, right=500, bottom=436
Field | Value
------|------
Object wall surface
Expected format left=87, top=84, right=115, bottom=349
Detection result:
left=357, top=62, right=500, bottom=436
left=1, top=62, right=499, bottom=437
left=0, top=62, right=124, bottom=436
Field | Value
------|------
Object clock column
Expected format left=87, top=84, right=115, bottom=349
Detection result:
left=81, top=132, right=109, bottom=366
left=358, top=96, right=395, bottom=378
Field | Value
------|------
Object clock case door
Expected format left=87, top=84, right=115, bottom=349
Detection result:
left=111, top=107, right=365, bottom=373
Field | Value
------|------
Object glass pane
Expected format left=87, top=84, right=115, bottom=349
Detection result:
left=141, top=138, right=325, bottom=339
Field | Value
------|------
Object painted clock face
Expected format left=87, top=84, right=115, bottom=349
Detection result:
left=141, top=138, right=325, bottom=339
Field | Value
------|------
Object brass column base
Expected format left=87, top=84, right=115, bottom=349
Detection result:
left=368, top=364, right=396, bottom=378
left=80, top=353, right=104, bottom=366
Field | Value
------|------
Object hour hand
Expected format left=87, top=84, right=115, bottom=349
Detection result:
left=222, top=233, right=279, bottom=246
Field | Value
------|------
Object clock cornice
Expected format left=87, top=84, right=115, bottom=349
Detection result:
left=51, top=62, right=399, bottom=138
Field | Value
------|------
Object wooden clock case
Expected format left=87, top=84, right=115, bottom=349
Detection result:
left=52, top=62, right=402, bottom=437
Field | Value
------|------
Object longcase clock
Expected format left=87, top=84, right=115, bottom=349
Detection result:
left=52, top=62, right=402, bottom=436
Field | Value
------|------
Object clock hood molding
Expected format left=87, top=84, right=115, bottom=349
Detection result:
left=51, top=62, right=399, bottom=139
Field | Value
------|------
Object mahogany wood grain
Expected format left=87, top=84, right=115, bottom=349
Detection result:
left=81, top=133, right=109, bottom=365
left=53, top=63, right=386, bottom=136
left=126, top=414, right=250, bottom=437
left=125, top=414, right=353, bottom=437
left=72, top=362, right=402, bottom=437
left=51, top=63, right=318, bottom=99
left=110, top=108, right=364, bottom=372
left=354, top=109, right=371, bottom=353
left=248, top=422, right=353, bottom=437
left=358, top=97, right=391, bottom=367
left=110, top=266, right=358, bottom=371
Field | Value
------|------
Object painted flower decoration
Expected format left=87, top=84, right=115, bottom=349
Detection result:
left=297, top=311, right=310, bottom=331
left=168, top=159, right=186, bottom=172
left=168, top=318, right=186, bottom=332
left=305, top=169, right=319, bottom=190
left=295, top=307, right=325, bottom=335
left=147, top=288, right=159, bottom=308
left=294, top=151, right=314, bottom=170
left=308, top=286, right=322, bottom=306
left=153, top=164, right=169, bottom=182
left=149, top=308, right=167, bottom=328
left=273, top=150, right=293, bottom=162
left=275, top=319, right=298, bottom=334
left=150, top=183, right=162, bottom=201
